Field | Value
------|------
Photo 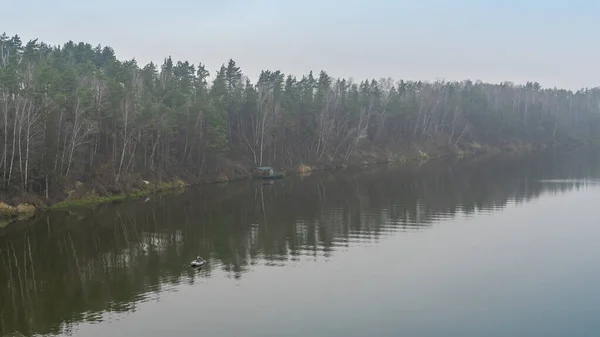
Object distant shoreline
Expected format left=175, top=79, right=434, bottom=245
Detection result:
left=0, top=139, right=567, bottom=226
left=2, top=34, right=599, bottom=223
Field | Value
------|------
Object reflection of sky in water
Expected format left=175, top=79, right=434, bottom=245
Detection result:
left=2, top=149, right=600, bottom=337
left=69, top=188, right=600, bottom=337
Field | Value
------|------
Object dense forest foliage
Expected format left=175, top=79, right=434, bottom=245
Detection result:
left=1, top=33, right=600, bottom=201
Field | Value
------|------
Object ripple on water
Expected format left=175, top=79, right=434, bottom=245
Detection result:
left=538, top=178, right=600, bottom=184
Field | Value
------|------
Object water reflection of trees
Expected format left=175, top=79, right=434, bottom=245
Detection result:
left=1, top=149, right=599, bottom=336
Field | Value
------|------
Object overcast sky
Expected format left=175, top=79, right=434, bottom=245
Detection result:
left=4, top=0, right=598, bottom=89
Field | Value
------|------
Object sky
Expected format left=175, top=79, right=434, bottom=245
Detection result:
left=3, top=0, right=599, bottom=89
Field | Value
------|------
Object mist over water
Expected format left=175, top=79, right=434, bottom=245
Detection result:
left=2, top=149, right=600, bottom=337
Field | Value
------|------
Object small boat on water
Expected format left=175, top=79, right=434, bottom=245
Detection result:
left=252, top=166, right=284, bottom=180
left=190, top=256, right=207, bottom=268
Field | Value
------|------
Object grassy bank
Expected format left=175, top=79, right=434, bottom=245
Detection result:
left=48, top=180, right=188, bottom=210
left=0, top=138, right=571, bottom=220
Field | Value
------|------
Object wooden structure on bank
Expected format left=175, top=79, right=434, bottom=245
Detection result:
left=252, top=167, right=283, bottom=179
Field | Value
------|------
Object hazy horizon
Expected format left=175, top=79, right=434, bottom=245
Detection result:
left=4, top=0, right=598, bottom=90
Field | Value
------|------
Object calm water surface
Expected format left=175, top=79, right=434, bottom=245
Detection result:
left=1, top=150, right=600, bottom=337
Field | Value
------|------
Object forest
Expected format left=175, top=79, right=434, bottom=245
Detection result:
left=1, top=32, right=600, bottom=205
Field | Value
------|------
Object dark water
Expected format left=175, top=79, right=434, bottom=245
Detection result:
left=1, top=149, right=600, bottom=337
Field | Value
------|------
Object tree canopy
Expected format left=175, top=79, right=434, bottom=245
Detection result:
left=1, top=33, right=599, bottom=199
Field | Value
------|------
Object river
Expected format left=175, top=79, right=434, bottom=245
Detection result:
left=1, top=149, right=600, bottom=337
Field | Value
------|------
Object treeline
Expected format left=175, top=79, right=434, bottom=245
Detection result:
left=1, top=33, right=600, bottom=199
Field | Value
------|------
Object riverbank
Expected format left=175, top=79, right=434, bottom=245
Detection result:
left=0, top=137, right=586, bottom=222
